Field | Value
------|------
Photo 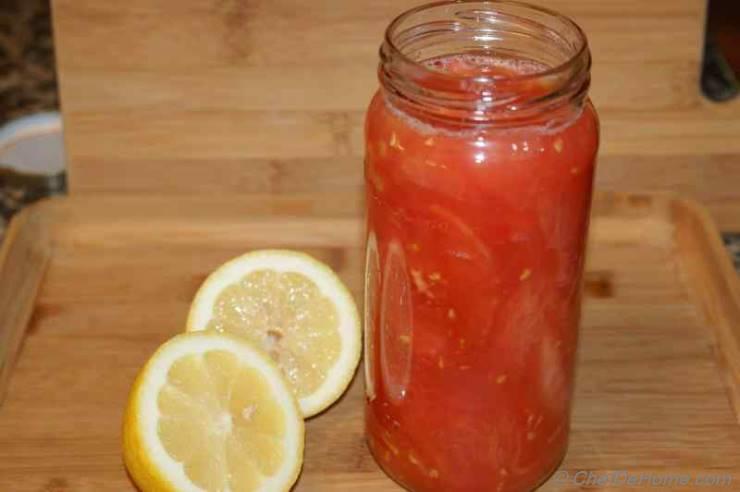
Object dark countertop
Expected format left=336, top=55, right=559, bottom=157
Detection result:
left=0, top=0, right=57, bottom=122
left=725, top=234, right=740, bottom=270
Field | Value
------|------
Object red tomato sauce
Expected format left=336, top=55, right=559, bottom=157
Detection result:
left=364, top=54, right=599, bottom=492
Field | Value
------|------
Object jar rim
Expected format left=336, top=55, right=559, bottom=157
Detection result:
left=384, top=0, right=589, bottom=83
left=379, top=0, right=592, bottom=125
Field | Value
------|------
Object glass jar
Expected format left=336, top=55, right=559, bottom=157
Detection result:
left=363, top=2, right=599, bottom=491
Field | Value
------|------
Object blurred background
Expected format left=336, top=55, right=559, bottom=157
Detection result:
left=0, top=0, right=739, bottom=265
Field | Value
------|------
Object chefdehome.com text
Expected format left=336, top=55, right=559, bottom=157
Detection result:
left=551, top=470, right=734, bottom=488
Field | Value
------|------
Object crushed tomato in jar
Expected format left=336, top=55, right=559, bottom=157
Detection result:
left=363, top=2, right=599, bottom=492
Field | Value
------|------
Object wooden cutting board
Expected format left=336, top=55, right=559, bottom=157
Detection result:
left=50, top=0, right=740, bottom=230
left=0, top=191, right=739, bottom=491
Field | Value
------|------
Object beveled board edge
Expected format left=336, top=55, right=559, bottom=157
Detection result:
left=672, top=197, right=740, bottom=423
left=0, top=204, right=52, bottom=404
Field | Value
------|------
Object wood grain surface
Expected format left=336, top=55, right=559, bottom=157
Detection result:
left=50, top=0, right=740, bottom=230
left=0, top=192, right=739, bottom=491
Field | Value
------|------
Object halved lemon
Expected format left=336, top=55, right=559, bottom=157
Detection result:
left=186, top=250, right=361, bottom=417
left=122, top=332, right=304, bottom=492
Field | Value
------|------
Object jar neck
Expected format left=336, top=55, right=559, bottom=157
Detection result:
left=378, top=0, right=591, bottom=128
